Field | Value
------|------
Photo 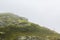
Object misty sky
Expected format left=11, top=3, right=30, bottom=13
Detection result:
left=0, top=0, right=60, bottom=33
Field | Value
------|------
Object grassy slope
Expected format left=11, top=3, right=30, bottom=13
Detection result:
left=0, top=13, right=60, bottom=40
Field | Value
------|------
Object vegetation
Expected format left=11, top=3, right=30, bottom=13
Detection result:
left=0, top=13, right=60, bottom=40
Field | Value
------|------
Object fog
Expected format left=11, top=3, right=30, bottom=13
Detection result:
left=0, top=0, right=60, bottom=33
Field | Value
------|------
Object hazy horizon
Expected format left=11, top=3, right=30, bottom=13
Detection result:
left=0, top=0, right=60, bottom=33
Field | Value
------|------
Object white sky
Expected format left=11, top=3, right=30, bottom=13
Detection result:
left=0, top=0, right=60, bottom=33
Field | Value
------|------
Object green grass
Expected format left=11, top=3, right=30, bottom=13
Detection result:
left=0, top=13, right=60, bottom=40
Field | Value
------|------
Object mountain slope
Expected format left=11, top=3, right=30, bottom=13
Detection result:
left=0, top=13, right=60, bottom=40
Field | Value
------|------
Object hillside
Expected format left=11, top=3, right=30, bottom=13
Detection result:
left=0, top=13, right=60, bottom=40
